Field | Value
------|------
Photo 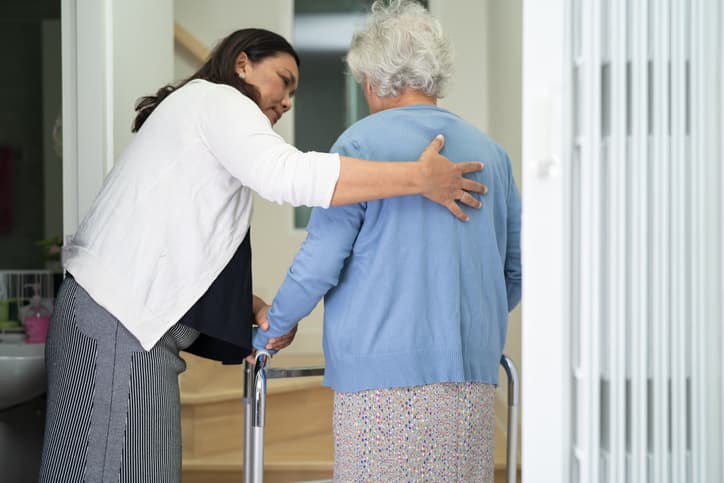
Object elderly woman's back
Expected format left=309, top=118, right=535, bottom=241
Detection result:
left=253, top=1, right=521, bottom=481
left=319, top=104, right=520, bottom=391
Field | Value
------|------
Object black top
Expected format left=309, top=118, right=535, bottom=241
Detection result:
left=179, top=230, right=254, bottom=364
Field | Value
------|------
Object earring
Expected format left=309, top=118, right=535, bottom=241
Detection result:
left=238, top=72, right=246, bottom=80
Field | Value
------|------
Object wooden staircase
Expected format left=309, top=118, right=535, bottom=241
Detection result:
left=179, top=352, right=519, bottom=483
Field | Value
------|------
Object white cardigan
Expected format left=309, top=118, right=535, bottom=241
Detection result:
left=64, top=79, right=340, bottom=350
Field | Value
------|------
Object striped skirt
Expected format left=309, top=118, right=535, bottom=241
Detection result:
left=333, top=382, right=496, bottom=482
left=38, top=277, right=199, bottom=483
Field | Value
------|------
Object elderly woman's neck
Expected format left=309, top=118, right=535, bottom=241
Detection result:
left=370, top=89, right=437, bottom=113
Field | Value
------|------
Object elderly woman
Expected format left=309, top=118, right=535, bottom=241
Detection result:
left=253, top=1, right=521, bottom=481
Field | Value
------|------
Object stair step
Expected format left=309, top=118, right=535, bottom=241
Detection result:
left=180, top=353, right=332, bottom=460
left=183, top=432, right=334, bottom=483
left=183, top=433, right=332, bottom=471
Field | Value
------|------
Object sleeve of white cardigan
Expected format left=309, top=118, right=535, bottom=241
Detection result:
left=197, top=84, right=341, bottom=207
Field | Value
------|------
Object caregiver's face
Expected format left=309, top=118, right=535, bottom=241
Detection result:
left=237, top=52, right=299, bottom=125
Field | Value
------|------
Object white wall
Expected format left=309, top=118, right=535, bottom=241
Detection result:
left=430, top=0, right=491, bottom=133
left=113, top=0, right=174, bottom=160
left=174, top=0, right=292, bottom=80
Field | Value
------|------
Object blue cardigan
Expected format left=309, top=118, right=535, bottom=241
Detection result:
left=254, top=105, right=521, bottom=393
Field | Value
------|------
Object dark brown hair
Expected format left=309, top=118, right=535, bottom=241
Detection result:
left=132, top=28, right=300, bottom=132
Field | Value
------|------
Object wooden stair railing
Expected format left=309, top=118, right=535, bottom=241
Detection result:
left=174, top=22, right=208, bottom=64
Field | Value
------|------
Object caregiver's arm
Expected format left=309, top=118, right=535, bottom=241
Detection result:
left=201, top=89, right=485, bottom=221
left=332, top=135, right=486, bottom=222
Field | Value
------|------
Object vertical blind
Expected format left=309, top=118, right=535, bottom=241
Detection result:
left=566, top=0, right=722, bottom=482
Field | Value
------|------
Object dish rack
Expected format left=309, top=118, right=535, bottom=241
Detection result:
left=0, top=270, right=59, bottom=340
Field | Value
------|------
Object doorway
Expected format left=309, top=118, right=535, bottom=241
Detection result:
left=0, top=0, right=62, bottom=271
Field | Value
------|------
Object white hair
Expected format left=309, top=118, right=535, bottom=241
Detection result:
left=346, top=0, right=454, bottom=98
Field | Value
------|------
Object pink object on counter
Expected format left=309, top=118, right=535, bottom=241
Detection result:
left=23, top=285, right=52, bottom=343
left=25, top=316, right=50, bottom=343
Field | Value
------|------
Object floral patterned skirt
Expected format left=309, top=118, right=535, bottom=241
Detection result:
left=333, top=382, right=496, bottom=482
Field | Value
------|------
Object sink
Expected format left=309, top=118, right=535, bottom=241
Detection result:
left=0, top=341, right=46, bottom=410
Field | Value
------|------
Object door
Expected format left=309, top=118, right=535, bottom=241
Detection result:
left=521, top=1, right=723, bottom=482
left=521, top=0, right=567, bottom=481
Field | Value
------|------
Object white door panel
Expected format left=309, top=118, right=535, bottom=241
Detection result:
left=521, top=0, right=567, bottom=481
left=522, top=1, right=722, bottom=482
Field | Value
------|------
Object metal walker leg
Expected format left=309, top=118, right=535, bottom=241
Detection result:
left=243, top=353, right=519, bottom=483
left=244, top=351, right=324, bottom=483
left=500, top=355, right=520, bottom=483
left=244, top=351, right=270, bottom=483
left=243, top=361, right=253, bottom=483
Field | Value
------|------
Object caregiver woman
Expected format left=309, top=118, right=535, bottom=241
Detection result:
left=38, top=28, right=485, bottom=482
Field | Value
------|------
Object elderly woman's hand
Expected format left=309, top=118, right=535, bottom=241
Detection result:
left=249, top=296, right=300, bottom=358
left=265, top=324, right=298, bottom=350
left=245, top=320, right=299, bottom=364
left=418, top=135, right=488, bottom=222
left=257, top=303, right=299, bottom=350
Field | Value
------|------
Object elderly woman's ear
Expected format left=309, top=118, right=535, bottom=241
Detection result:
left=362, top=77, right=383, bottom=113
left=363, top=78, right=373, bottom=96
